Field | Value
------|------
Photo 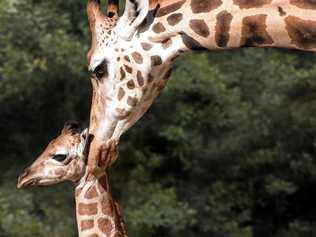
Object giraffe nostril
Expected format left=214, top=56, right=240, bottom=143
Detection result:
left=17, top=167, right=36, bottom=188
left=19, top=168, right=30, bottom=179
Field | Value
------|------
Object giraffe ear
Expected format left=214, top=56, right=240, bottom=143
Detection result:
left=62, top=121, right=81, bottom=134
left=80, top=129, right=93, bottom=160
left=117, top=0, right=149, bottom=40
left=80, top=128, right=88, bottom=142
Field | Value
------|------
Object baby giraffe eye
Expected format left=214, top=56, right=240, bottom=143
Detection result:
left=52, top=154, right=67, bottom=162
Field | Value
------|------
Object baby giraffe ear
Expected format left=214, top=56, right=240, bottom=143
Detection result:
left=117, top=0, right=149, bottom=40
left=62, top=121, right=81, bottom=134
left=80, top=128, right=88, bottom=144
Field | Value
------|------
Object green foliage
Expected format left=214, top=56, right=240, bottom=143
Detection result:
left=0, top=182, right=75, bottom=237
left=1, top=0, right=316, bottom=236
left=125, top=180, right=196, bottom=236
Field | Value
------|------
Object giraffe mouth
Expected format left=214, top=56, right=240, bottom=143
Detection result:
left=17, top=175, right=40, bottom=188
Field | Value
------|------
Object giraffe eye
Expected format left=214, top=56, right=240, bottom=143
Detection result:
left=52, top=154, right=67, bottom=162
left=93, top=61, right=108, bottom=79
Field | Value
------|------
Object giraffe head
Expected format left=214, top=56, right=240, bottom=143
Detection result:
left=87, top=0, right=178, bottom=137
left=87, top=0, right=150, bottom=69
left=17, top=121, right=125, bottom=236
left=17, top=122, right=89, bottom=188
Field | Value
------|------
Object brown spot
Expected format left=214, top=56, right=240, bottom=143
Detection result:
left=154, top=80, right=167, bottom=91
left=75, top=187, right=82, bottom=197
left=124, top=56, right=130, bottom=62
left=189, top=19, right=210, bottom=37
left=91, top=114, right=96, bottom=124
left=162, top=38, right=172, bottom=49
left=81, top=220, right=94, bottom=231
left=141, top=42, right=153, bottom=50
left=136, top=71, right=145, bottom=86
left=78, top=203, right=98, bottom=215
left=233, top=0, right=272, bottom=9
left=164, top=68, right=172, bottom=80
left=124, top=65, right=133, bottom=73
left=142, top=87, right=148, bottom=95
left=114, top=232, right=124, bottom=237
left=167, top=13, right=183, bottom=26
left=191, top=0, right=222, bottom=13
left=215, top=10, right=233, bottom=47
left=148, top=73, right=154, bottom=83
left=115, top=108, right=131, bottom=119
left=86, top=173, right=95, bottom=182
left=84, top=186, right=98, bottom=199
left=98, top=218, right=112, bottom=235
left=240, top=14, right=274, bottom=47
left=116, top=57, right=120, bottom=61
left=55, top=169, right=66, bottom=176
left=290, top=0, right=316, bottom=9
left=101, top=196, right=114, bottom=214
left=180, top=32, right=207, bottom=50
left=285, top=16, right=316, bottom=49
left=119, top=67, right=126, bottom=81
left=151, top=55, right=162, bottom=66
left=278, top=6, right=286, bottom=16
left=98, top=175, right=108, bottom=190
left=131, top=52, right=143, bottom=64
left=153, top=23, right=166, bottom=33
left=127, top=96, right=138, bottom=106
left=157, top=0, right=186, bottom=17
left=127, top=80, right=135, bottom=89
left=118, top=87, right=125, bottom=100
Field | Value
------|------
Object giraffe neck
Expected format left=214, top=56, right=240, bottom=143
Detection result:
left=109, top=0, right=316, bottom=137
left=89, top=0, right=316, bottom=142
left=141, top=0, right=316, bottom=52
left=75, top=169, right=126, bottom=237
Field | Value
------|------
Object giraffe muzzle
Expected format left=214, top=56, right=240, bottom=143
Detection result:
left=17, top=168, right=39, bottom=188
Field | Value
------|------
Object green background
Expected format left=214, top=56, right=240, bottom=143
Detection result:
left=1, top=0, right=316, bottom=236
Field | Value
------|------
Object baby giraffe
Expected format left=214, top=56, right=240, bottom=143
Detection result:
left=17, top=122, right=127, bottom=237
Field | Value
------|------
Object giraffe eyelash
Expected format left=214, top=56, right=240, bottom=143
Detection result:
left=93, top=60, right=108, bottom=79
left=52, top=154, right=67, bottom=162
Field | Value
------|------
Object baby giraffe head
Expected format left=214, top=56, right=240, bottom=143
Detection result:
left=17, top=122, right=89, bottom=188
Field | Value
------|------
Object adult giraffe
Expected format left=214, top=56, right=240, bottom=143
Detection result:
left=86, top=0, right=316, bottom=172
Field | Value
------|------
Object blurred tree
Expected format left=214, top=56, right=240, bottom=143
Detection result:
left=0, top=0, right=88, bottom=236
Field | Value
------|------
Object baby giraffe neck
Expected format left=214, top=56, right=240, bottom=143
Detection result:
left=75, top=170, right=126, bottom=237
